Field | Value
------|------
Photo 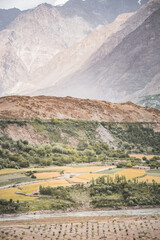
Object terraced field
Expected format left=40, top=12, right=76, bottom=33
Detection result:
left=34, top=172, right=60, bottom=179
left=0, top=167, right=60, bottom=176
left=0, top=166, right=160, bottom=202
left=138, top=175, right=160, bottom=183
left=113, top=169, right=146, bottom=180
left=0, top=179, right=70, bottom=201
left=77, top=169, right=146, bottom=181
left=0, top=188, right=38, bottom=201
left=0, top=166, right=108, bottom=175
left=78, top=173, right=106, bottom=181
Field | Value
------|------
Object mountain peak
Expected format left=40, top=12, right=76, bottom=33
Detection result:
left=36, top=3, right=53, bottom=9
left=32, top=3, right=60, bottom=19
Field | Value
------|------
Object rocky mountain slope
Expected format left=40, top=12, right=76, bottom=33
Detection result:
left=40, top=0, right=160, bottom=103
left=57, top=0, right=148, bottom=27
left=0, top=96, right=160, bottom=122
left=0, top=8, right=21, bottom=31
left=31, top=12, right=134, bottom=90
left=0, top=0, right=149, bottom=97
left=0, top=3, right=94, bottom=96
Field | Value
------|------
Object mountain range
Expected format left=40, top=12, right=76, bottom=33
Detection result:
left=0, top=0, right=159, bottom=108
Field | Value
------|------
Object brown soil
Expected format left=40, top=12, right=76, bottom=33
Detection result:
left=0, top=215, right=159, bottom=240
left=0, top=96, right=160, bottom=122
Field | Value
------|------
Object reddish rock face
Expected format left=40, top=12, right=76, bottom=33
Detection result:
left=0, top=95, right=159, bottom=122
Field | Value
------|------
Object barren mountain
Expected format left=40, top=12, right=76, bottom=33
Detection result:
left=31, top=12, right=134, bottom=90
left=57, top=0, right=148, bottom=27
left=0, top=8, right=21, bottom=31
left=0, top=3, right=93, bottom=96
left=41, top=0, right=160, bottom=102
left=0, top=0, right=150, bottom=97
left=0, top=96, right=159, bottom=122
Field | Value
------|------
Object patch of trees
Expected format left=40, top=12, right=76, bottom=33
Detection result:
left=0, top=133, right=132, bottom=169
left=39, top=186, right=75, bottom=210
left=0, top=199, right=20, bottom=214
left=0, top=120, right=159, bottom=169
left=145, top=157, right=160, bottom=169
left=102, top=122, right=160, bottom=154
left=89, top=176, right=160, bottom=208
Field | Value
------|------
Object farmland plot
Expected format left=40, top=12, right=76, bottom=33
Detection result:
left=113, top=169, right=146, bottom=180
left=34, top=172, right=60, bottom=179
left=19, top=179, right=70, bottom=194
left=0, top=215, right=160, bottom=240
left=138, top=175, right=160, bottom=184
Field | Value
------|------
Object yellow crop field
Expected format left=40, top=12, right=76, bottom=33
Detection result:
left=76, top=169, right=145, bottom=182
left=0, top=167, right=62, bottom=176
left=34, top=172, right=60, bottom=179
left=0, top=179, right=70, bottom=201
left=64, top=166, right=109, bottom=173
left=78, top=173, right=106, bottom=181
left=114, top=169, right=145, bottom=180
left=69, top=177, right=88, bottom=183
left=19, top=179, right=70, bottom=194
left=43, top=166, right=108, bottom=173
left=0, top=165, right=109, bottom=176
left=0, top=168, right=28, bottom=175
left=138, top=176, right=160, bottom=184
left=0, top=165, right=144, bottom=176
left=130, top=154, right=159, bottom=160
left=0, top=188, right=37, bottom=201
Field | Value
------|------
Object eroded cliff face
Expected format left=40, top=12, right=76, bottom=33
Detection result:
left=0, top=96, right=159, bottom=122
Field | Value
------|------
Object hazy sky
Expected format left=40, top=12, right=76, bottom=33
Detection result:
left=0, top=0, right=69, bottom=10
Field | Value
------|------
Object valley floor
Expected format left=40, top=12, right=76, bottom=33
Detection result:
left=0, top=214, right=160, bottom=240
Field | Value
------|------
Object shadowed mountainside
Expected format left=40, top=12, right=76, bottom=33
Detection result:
left=42, top=0, right=160, bottom=103
left=0, top=0, right=150, bottom=98
left=0, top=8, right=21, bottom=31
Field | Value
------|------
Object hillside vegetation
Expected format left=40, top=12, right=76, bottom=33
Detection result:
left=0, top=119, right=159, bottom=169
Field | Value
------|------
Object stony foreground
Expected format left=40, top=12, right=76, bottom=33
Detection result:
left=0, top=215, right=160, bottom=240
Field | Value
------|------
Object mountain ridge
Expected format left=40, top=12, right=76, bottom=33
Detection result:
left=0, top=96, right=160, bottom=122
left=43, top=0, right=159, bottom=103
left=0, top=8, right=22, bottom=31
